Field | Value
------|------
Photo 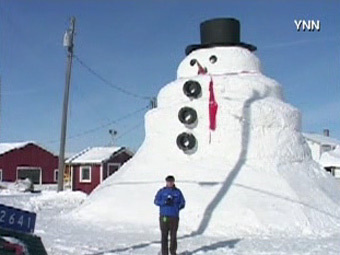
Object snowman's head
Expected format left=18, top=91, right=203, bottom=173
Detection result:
left=177, top=46, right=261, bottom=79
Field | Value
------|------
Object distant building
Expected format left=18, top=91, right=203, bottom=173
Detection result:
left=0, top=142, right=58, bottom=185
left=319, top=147, right=340, bottom=178
left=66, top=146, right=133, bottom=194
left=303, top=130, right=340, bottom=179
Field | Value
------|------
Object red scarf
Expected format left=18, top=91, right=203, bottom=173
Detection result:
left=209, top=76, right=218, bottom=134
left=196, top=64, right=218, bottom=142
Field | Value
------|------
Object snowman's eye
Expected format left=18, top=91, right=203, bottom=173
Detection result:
left=209, top=55, right=217, bottom=64
left=190, top=59, right=197, bottom=66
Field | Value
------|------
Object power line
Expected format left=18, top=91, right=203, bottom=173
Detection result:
left=72, top=82, right=111, bottom=124
left=115, top=121, right=144, bottom=141
left=44, top=105, right=148, bottom=145
left=65, top=106, right=147, bottom=141
left=105, top=121, right=144, bottom=147
left=74, top=54, right=152, bottom=101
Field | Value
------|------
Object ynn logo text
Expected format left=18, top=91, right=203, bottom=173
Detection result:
left=294, top=19, right=321, bottom=32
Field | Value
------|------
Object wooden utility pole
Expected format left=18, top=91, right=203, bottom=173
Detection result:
left=58, top=17, right=76, bottom=192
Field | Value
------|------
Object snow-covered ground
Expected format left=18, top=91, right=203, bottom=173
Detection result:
left=0, top=188, right=339, bottom=255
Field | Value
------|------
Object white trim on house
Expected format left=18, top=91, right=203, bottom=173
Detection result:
left=334, top=168, right=340, bottom=178
left=0, top=169, right=3, bottom=182
left=107, top=163, right=121, bottom=177
left=79, top=165, right=92, bottom=183
left=100, top=164, right=103, bottom=183
left=54, top=169, right=59, bottom=182
left=70, top=165, right=74, bottom=190
left=16, top=166, right=42, bottom=185
left=122, top=148, right=134, bottom=157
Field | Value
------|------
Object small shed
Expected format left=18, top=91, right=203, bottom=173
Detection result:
left=0, top=142, right=58, bottom=185
left=66, top=146, right=133, bottom=194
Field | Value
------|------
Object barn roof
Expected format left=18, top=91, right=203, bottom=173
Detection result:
left=0, top=141, right=33, bottom=155
left=66, top=146, right=125, bottom=164
left=303, top=133, right=340, bottom=147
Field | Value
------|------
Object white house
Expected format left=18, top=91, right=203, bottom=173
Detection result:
left=303, top=131, right=340, bottom=179
left=319, top=147, right=340, bottom=178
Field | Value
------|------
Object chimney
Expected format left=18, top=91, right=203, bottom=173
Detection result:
left=323, top=129, right=330, bottom=137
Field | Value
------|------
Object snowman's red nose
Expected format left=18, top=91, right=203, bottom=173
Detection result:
left=196, top=61, right=207, bottom=75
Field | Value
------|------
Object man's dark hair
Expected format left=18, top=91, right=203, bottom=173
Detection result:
left=165, top=175, right=175, bottom=182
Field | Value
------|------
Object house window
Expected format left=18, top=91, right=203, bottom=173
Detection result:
left=334, top=168, right=340, bottom=178
left=54, top=169, right=59, bottom=182
left=80, top=166, right=91, bottom=183
left=0, top=169, right=2, bottom=182
left=321, top=144, right=332, bottom=154
left=17, top=167, right=42, bottom=185
left=107, top=163, right=121, bottom=177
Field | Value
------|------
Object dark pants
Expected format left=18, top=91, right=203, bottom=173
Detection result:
left=159, top=216, right=179, bottom=255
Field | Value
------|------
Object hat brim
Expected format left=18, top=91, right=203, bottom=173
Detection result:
left=165, top=176, right=175, bottom=182
left=185, top=42, right=257, bottom=55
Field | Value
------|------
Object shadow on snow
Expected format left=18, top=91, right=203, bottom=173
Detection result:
left=178, top=239, right=241, bottom=255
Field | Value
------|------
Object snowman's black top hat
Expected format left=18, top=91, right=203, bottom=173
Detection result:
left=185, top=18, right=257, bottom=55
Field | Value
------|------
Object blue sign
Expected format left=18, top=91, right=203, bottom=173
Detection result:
left=0, top=204, right=36, bottom=234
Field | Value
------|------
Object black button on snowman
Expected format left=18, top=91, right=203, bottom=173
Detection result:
left=183, top=80, right=202, bottom=99
left=176, top=81, right=201, bottom=152
left=176, top=18, right=256, bottom=153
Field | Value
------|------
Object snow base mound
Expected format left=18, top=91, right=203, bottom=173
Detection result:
left=73, top=153, right=340, bottom=236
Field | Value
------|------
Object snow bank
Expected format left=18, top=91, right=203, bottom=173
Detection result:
left=25, top=190, right=86, bottom=212
left=73, top=47, right=340, bottom=237
left=0, top=179, right=34, bottom=194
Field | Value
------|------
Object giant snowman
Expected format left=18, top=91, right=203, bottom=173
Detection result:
left=75, top=18, right=340, bottom=236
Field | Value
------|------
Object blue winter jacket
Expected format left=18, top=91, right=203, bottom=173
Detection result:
left=154, top=186, right=185, bottom=218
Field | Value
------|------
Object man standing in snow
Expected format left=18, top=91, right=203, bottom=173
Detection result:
left=154, top=175, right=185, bottom=255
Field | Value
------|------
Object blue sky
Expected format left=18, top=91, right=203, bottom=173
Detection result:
left=0, top=0, right=339, bottom=154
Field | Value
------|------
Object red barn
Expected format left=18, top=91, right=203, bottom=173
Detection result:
left=0, top=142, right=58, bottom=185
left=66, top=146, right=133, bottom=194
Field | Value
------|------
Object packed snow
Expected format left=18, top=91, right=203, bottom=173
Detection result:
left=0, top=188, right=339, bottom=254
left=0, top=179, right=35, bottom=194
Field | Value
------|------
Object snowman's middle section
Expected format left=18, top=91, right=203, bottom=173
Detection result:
left=144, top=73, right=309, bottom=174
